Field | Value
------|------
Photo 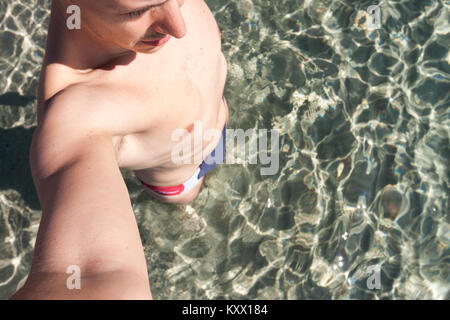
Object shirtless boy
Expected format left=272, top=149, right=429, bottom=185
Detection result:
left=10, top=0, right=229, bottom=299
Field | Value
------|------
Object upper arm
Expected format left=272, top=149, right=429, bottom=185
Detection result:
left=15, top=93, right=151, bottom=299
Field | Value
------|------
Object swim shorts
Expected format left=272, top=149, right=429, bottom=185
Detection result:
left=138, top=123, right=226, bottom=197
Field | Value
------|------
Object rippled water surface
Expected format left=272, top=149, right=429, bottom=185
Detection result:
left=0, top=0, right=449, bottom=299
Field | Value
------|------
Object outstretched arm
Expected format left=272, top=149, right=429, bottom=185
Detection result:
left=10, top=95, right=152, bottom=299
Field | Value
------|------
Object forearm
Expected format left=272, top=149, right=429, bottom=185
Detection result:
left=10, top=270, right=152, bottom=300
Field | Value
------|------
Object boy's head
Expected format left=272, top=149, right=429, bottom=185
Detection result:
left=55, top=0, right=187, bottom=53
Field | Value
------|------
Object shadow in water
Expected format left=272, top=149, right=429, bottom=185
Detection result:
left=0, top=92, right=36, bottom=107
left=0, top=126, right=40, bottom=210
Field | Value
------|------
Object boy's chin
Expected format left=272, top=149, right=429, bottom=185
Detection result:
left=134, top=46, right=164, bottom=54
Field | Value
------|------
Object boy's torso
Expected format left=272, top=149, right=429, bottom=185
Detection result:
left=38, top=0, right=229, bottom=186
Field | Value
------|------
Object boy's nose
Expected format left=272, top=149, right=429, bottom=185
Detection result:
left=152, top=0, right=187, bottom=39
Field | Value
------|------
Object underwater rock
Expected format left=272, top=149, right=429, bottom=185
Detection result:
left=380, top=185, right=404, bottom=219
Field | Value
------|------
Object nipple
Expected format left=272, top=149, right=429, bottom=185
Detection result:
left=185, top=123, right=194, bottom=133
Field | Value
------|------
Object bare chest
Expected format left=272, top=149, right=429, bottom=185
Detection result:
left=109, top=2, right=228, bottom=171
left=112, top=51, right=228, bottom=171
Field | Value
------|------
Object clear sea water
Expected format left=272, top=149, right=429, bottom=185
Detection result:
left=0, top=0, right=448, bottom=299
